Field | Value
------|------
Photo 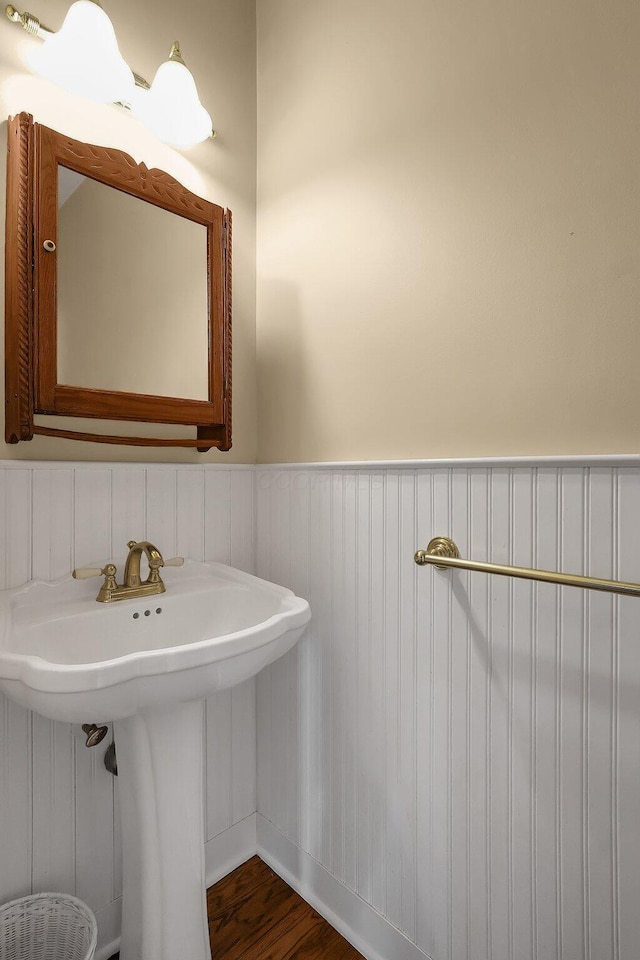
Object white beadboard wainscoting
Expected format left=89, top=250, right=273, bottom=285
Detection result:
left=0, top=463, right=256, bottom=959
left=254, top=464, right=640, bottom=960
left=1, top=458, right=639, bottom=960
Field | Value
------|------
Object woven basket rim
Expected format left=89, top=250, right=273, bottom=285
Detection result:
left=0, top=892, right=98, bottom=958
left=0, top=892, right=96, bottom=914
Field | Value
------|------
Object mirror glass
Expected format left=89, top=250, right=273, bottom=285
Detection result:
left=56, top=166, right=209, bottom=401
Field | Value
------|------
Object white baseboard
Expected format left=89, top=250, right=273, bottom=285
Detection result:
left=205, top=813, right=257, bottom=887
left=95, top=940, right=120, bottom=960
left=93, top=898, right=121, bottom=960
left=256, top=814, right=432, bottom=960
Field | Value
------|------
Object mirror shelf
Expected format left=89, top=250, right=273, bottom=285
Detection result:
left=5, top=113, right=232, bottom=452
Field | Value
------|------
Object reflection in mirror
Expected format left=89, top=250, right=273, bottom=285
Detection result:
left=57, top=167, right=209, bottom=401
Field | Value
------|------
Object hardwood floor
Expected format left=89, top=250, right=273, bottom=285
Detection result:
left=109, top=855, right=365, bottom=959
left=208, top=856, right=364, bottom=959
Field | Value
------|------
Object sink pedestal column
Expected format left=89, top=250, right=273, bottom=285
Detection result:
left=114, top=700, right=211, bottom=960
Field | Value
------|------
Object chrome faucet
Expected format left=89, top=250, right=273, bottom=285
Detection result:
left=73, top=541, right=184, bottom=603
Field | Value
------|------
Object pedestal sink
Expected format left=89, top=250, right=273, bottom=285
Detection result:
left=0, top=560, right=311, bottom=960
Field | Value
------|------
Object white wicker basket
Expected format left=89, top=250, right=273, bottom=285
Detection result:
left=0, top=893, right=97, bottom=960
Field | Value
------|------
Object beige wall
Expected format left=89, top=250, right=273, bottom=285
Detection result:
left=256, top=0, right=640, bottom=462
left=0, top=0, right=256, bottom=462
left=2, top=1, right=638, bottom=464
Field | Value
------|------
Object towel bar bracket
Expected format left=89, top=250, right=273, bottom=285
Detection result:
left=415, top=537, right=460, bottom=569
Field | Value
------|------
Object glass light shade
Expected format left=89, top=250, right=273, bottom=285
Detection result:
left=135, top=57, right=213, bottom=148
left=27, top=0, right=135, bottom=105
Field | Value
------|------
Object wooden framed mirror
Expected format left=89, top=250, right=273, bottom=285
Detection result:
left=5, top=113, right=232, bottom=450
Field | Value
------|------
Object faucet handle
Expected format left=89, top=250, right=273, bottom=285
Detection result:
left=73, top=565, right=110, bottom=580
left=163, top=557, right=185, bottom=567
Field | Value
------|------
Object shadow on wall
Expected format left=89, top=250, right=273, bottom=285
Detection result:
left=256, top=281, right=319, bottom=461
left=450, top=576, right=635, bottom=714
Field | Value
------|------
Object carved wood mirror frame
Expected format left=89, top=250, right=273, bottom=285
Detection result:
left=5, top=113, right=232, bottom=451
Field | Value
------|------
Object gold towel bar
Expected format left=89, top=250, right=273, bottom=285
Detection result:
left=414, top=536, right=640, bottom=598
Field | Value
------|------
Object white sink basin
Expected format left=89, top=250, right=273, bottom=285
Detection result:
left=0, top=559, right=310, bottom=723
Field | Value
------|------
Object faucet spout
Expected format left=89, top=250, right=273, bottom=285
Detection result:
left=124, top=540, right=164, bottom=588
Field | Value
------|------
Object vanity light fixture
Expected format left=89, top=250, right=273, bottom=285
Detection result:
left=5, top=1, right=215, bottom=146
left=25, top=0, right=135, bottom=104
left=130, top=42, right=213, bottom=150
